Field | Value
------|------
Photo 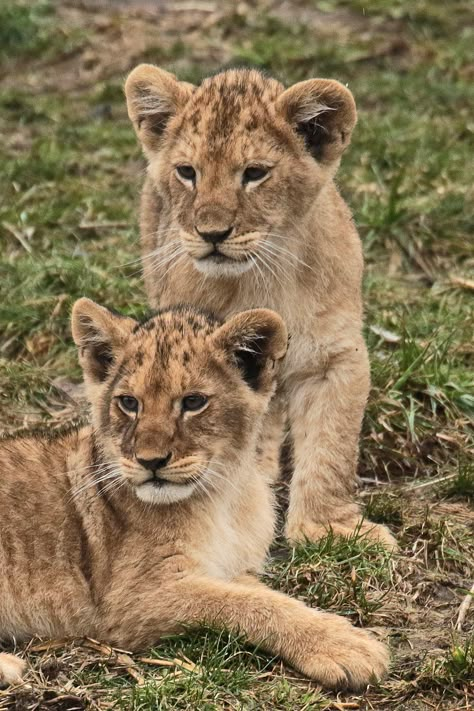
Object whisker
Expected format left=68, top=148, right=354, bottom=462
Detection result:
left=259, top=241, right=301, bottom=270
left=198, top=465, right=241, bottom=495
left=130, top=244, right=186, bottom=279
left=147, top=245, right=185, bottom=273
left=99, top=475, right=125, bottom=498
left=263, top=234, right=317, bottom=273
left=112, top=233, right=184, bottom=269
left=254, top=249, right=290, bottom=286
left=68, top=470, right=119, bottom=500
left=254, top=250, right=288, bottom=290
left=156, top=251, right=188, bottom=281
left=249, top=254, right=271, bottom=302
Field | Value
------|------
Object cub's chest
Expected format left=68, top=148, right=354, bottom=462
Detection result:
left=194, top=486, right=275, bottom=581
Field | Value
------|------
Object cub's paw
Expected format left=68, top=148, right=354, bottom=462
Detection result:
left=285, top=517, right=397, bottom=552
left=0, top=653, right=26, bottom=687
left=297, top=616, right=389, bottom=691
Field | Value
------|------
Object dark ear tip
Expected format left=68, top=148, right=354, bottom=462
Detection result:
left=276, top=78, right=357, bottom=163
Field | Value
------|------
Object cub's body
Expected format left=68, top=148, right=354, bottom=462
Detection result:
left=0, top=300, right=388, bottom=691
left=0, top=424, right=273, bottom=643
left=126, top=66, right=395, bottom=547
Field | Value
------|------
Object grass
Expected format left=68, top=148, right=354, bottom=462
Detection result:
left=0, top=0, right=473, bottom=708
left=266, top=534, right=392, bottom=624
left=0, top=0, right=84, bottom=64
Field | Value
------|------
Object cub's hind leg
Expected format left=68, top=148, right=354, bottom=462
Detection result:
left=0, top=653, right=26, bottom=687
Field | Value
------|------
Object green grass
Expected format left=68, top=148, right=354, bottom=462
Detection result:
left=0, top=0, right=84, bottom=64
left=266, top=534, right=392, bottom=624
left=0, top=1, right=473, bottom=709
left=417, top=637, right=474, bottom=693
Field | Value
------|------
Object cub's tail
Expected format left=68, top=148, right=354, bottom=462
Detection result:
left=0, top=652, right=26, bottom=687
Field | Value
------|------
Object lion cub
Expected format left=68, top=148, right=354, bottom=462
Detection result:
left=0, top=298, right=388, bottom=690
left=124, top=65, right=397, bottom=550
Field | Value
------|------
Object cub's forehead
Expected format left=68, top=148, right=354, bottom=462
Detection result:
left=175, top=69, right=287, bottom=157
left=126, top=308, right=220, bottom=374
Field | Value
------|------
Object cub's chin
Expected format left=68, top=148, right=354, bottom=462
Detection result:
left=135, top=481, right=196, bottom=505
left=192, top=255, right=254, bottom=278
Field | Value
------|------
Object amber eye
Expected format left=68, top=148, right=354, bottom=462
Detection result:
left=242, top=166, right=269, bottom=184
left=176, top=165, right=196, bottom=181
left=118, top=395, right=139, bottom=414
left=182, top=394, right=208, bottom=412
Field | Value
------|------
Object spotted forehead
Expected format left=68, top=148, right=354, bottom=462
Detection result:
left=176, top=70, right=286, bottom=154
left=129, top=309, right=220, bottom=372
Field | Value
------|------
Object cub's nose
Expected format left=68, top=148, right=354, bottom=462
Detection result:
left=195, top=226, right=233, bottom=244
left=137, top=453, right=172, bottom=473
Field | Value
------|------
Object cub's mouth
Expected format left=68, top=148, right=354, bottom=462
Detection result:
left=193, top=248, right=255, bottom=276
left=134, top=475, right=198, bottom=505
left=198, top=251, right=233, bottom=263
left=141, top=474, right=197, bottom=489
left=180, top=230, right=262, bottom=277
left=198, top=249, right=251, bottom=266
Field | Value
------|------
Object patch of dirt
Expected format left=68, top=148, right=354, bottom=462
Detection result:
left=0, top=0, right=414, bottom=96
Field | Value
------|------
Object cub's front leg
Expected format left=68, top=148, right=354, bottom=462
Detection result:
left=285, top=337, right=396, bottom=549
left=111, top=574, right=388, bottom=690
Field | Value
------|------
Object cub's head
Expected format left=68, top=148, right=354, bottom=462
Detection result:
left=72, top=298, right=287, bottom=505
left=125, top=66, right=356, bottom=277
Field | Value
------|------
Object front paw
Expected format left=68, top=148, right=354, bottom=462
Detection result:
left=296, top=615, right=389, bottom=690
left=285, top=517, right=397, bottom=552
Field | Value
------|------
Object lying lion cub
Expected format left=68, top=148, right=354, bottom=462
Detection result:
left=0, top=299, right=388, bottom=690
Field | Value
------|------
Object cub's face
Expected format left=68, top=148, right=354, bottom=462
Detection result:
left=72, top=299, right=287, bottom=505
left=125, top=67, right=357, bottom=278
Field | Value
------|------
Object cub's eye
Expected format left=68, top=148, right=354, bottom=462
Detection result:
left=182, top=394, right=208, bottom=412
left=176, top=165, right=196, bottom=181
left=118, top=395, right=139, bottom=414
left=242, top=166, right=269, bottom=184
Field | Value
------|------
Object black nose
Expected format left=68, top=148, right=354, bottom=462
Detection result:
left=196, top=226, right=233, bottom=244
left=137, top=453, right=172, bottom=473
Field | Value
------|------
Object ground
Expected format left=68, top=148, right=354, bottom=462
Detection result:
left=0, top=0, right=473, bottom=709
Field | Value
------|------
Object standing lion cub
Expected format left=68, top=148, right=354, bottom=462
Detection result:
left=124, top=65, right=396, bottom=549
left=0, top=299, right=388, bottom=690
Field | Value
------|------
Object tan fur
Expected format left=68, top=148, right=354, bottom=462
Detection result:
left=124, top=66, right=396, bottom=548
left=0, top=654, right=25, bottom=687
left=0, top=299, right=388, bottom=690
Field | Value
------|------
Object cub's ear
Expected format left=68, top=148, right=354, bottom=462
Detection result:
left=125, top=64, right=194, bottom=154
left=276, top=78, right=357, bottom=165
left=213, top=309, right=288, bottom=392
left=71, top=298, right=136, bottom=383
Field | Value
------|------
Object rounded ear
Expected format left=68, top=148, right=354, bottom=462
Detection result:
left=71, top=298, right=136, bottom=383
left=276, top=78, right=357, bottom=165
left=124, top=64, right=195, bottom=154
left=213, top=309, right=288, bottom=392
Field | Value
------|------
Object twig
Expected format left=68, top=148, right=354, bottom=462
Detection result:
left=2, top=221, right=33, bottom=253
left=450, top=275, right=474, bottom=291
left=79, top=220, right=129, bottom=230
left=138, top=656, right=199, bottom=673
left=404, top=472, right=458, bottom=491
left=82, top=638, right=145, bottom=685
left=455, top=581, right=474, bottom=631
left=173, top=1, right=216, bottom=11
left=29, top=639, right=69, bottom=652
